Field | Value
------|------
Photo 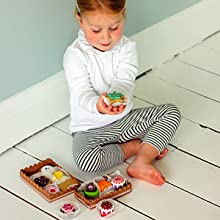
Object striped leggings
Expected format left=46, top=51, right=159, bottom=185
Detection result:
left=72, top=104, right=181, bottom=172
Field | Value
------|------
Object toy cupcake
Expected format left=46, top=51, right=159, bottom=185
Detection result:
left=84, top=182, right=100, bottom=199
left=60, top=203, right=75, bottom=213
left=111, top=175, right=126, bottom=190
left=56, top=201, right=80, bottom=219
left=98, top=199, right=115, bottom=217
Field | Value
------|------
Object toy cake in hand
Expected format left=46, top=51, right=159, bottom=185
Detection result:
left=104, top=91, right=127, bottom=106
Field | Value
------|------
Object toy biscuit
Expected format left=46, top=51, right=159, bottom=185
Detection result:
left=104, top=91, right=126, bottom=106
left=58, top=178, right=79, bottom=191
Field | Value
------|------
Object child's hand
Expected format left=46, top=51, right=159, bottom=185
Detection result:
left=97, top=93, right=126, bottom=115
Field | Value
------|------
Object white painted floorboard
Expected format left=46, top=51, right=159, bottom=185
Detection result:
left=202, top=31, right=220, bottom=52
left=0, top=148, right=149, bottom=220
left=178, top=45, right=220, bottom=76
left=0, top=187, right=52, bottom=220
left=16, top=127, right=220, bottom=219
left=134, top=73, right=220, bottom=130
left=153, top=60, right=220, bottom=101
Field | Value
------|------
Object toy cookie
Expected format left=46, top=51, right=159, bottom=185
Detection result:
left=58, top=178, right=78, bottom=191
left=103, top=91, right=127, bottom=106
left=44, top=184, right=60, bottom=194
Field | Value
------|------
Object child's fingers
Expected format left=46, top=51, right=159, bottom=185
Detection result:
left=119, top=104, right=125, bottom=110
left=116, top=104, right=125, bottom=113
left=112, top=106, right=118, bottom=112
left=97, top=94, right=108, bottom=114
left=109, top=105, right=124, bottom=114
left=106, top=105, right=113, bottom=112
left=98, top=93, right=126, bottom=115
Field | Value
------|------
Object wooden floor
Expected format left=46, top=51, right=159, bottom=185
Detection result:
left=1, top=31, right=220, bottom=220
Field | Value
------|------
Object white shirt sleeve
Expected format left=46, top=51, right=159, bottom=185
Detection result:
left=109, top=40, right=138, bottom=100
left=63, top=47, right=100, bottom=114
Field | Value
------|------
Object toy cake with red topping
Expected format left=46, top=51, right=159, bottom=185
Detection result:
left=98, top=199, right=115, bottom=217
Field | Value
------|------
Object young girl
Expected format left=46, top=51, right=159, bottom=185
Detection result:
left=63, top=0, right=181, bottom=186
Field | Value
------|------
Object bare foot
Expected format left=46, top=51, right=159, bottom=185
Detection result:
left=127, top=143, right=165, bottom=186
left=127, top=160, right=165, bottom=185
left=156, top=148, right=168, bottom=160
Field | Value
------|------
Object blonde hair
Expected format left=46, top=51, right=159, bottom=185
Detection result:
left=75, top=0, right=126, bottom=15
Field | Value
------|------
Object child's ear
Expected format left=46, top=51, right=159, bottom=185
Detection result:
left=122, top=7, right=126, bottom=18
left=76, top=14, right=83, bottom=27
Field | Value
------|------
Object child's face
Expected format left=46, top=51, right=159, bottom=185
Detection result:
left=77, top=10, right=125, bottom=52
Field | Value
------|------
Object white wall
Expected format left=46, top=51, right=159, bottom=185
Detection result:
left=0, top=0, right=202, bottom=102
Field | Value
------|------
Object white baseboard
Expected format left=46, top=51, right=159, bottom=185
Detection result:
left=0, top=71, right=69, bottom=153
left=1, top=0, right=220, bottom=153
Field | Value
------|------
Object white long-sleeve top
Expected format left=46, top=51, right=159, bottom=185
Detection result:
left=63, top=29, right=138, bottom=132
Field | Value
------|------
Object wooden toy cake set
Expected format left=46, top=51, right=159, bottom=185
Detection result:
left=20, top=159, right=132, bottom=217
left=20, top=158, right=80, bottom=202
left=73, top=170, right=132, bottom=209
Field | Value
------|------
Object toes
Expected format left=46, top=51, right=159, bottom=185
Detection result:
left=162, top=148, right=168, bottom=155
left=154, top=176, right=165, bottom=185
left=157, top=175, right=165, bottom=185
left=156, top=148, right=168, bottom=160
left=127, top=162, right=165, bottom=186
left=156, top=154, right=165, bottom=160
left=151, top=172, right=166, bottom=185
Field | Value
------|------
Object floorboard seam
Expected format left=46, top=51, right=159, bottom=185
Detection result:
left=15, top=146, right=42, bottom=162
left=133, top=96, right=220, bottom=134
left=177, top=60, right=220, bottom=78
left=199, top=124, right=220, bottom=134
left=51, top=125, right=72, bottom=136
left=136, top=70, right=151, bottom=80
left=169, top=143, right=220, bottom=168
left=116, top=199, right=157, bottom=220
left=0, top=185, right=58, bottom=219
left=166, top=181, right=220, bottom=209
left=200, top=45, right=220, bottom=54
left=155, top=76, right=220, bottom=104
left=202, top=30, right=220, bottom=42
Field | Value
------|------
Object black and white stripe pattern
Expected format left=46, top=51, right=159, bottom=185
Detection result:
left=72, top=104, right=181, bottom=172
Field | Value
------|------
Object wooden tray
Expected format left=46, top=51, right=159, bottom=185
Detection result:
left=20, top=158, right=80, bottom=202
left=73, top=171, right=132, bottom=209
